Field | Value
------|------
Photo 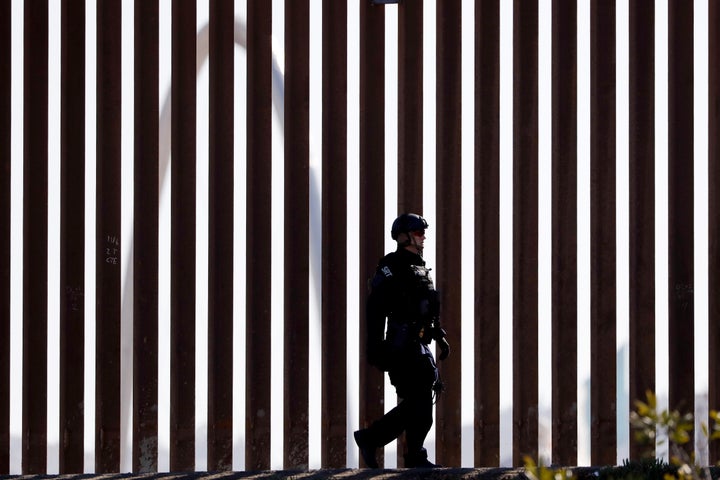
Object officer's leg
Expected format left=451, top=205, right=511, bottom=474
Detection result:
left=403, top=346, right=439, bottom=467
left=359, top=373, right=412, bottom=447
left=354, top=373, right=411, bottom=467
left=403, top=388, right=433, bottom=453
left=355, top=394, right=413, bottom=468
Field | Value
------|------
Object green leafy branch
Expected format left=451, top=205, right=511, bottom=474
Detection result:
left=629, top=390, right=720, bottom=480
left=523, top=456, right=575, bottom=480
left=521, top=391, right=720, bottom=480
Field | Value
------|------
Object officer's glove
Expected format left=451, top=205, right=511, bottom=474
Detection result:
left=437, top=337, right=450, bottom=361
left=431, top=327, right=450, bottom=361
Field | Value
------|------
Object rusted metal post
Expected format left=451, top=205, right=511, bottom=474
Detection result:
left=170, top=0, right=197, bottom=471
left=512, top=0, right=539, bottom=466
left=283, top=0, right=310, bottom=469
left=667, top=0, right=694, bottom=420
left=95, top=0, right=123, bottom=472
left=23, top=1, right=49, bottom=473
left=398, top=0, right=423, bottom=215
left=628, top=0, right=656, bottom=460
left=435, top=0, right=462, bottom=467
left=133, top=0, right=160, bottom=472
left=551, top=0, right=578, bottom=466
left=207, top=0, right=235, bottom=471
left=590, top=0, right=617, bottom=465
left=359, top=0, right=386, bottom=469
left=60, top=0, right=86, bottom=472
left=474, top=0, right=501, bottom=467
left=0, top=0, right=10, bottom=472
left=321, top=0, right=348, bottom=468
left=710, top=0, right=720, bottom=465
left=246, top=0, right=273, bottom=470
left=395, top=0, right=425, bottom=464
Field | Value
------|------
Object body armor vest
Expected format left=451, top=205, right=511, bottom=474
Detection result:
left=387, top=263, right=440, bottom=347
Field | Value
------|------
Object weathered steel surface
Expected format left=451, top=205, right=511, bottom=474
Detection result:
left=710, top=0, right=720, bottom=464
left=551, top=0, right=578, bottom=466
left=60, top=0, right=86, bottom=472
left=283, top=0, right=310, bottom=469
left=667, top=0, right=694, bottom=419
left=246, top=0, right=273, bottom=470
left=133, top=0, right=160, bottom=472
left=590, top=0, right=617, bottom=466
left=435, top=0, right=463, bottom=468
left=474, top=0, right=501, bottom=467
left=95, top=0, right=123, bottom=472
left=0, top=0, right=10, bottom=472
left=397, top=0, right=423, bottom=215
left=170, top=0, right=198, bottom=472
left=359, top=0, right=387, bottom=469
left=512, top=0, right=539, bottom=466
left=23, top=1, right=49, bottom=473
left=396, top=0, right=425, bottom=465
left=208, top=0, right=235, bottom=471
left=321, top=0, right=348, bottom=468
left=628, top=0, right=655, bottom=461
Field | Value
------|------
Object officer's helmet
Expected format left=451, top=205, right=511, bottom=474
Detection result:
left=391, top=213, right=429, bottom=240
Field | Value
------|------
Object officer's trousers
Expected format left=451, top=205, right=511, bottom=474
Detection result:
left=365, top=343, right=437, bottom=455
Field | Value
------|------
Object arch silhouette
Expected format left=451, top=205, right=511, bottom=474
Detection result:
left=119, top=18, right=322, bottom=469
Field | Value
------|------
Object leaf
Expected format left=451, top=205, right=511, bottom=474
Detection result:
left=646, top=390, right=658, bottom=409
left=635, top=401, right=651, bottom=416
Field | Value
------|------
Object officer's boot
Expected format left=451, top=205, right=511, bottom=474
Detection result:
left=404, top=447, right=441, bottom=468
left=353, top=429, right=379, bottom=468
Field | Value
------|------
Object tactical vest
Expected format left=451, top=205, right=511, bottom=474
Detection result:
left=387, top=262, right=440, bottom=347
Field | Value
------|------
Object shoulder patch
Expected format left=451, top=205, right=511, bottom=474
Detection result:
left=381, top=266, right=393, bottom=277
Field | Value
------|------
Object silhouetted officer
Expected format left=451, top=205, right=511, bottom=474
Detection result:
left=354, top=213, right=450, bottom=468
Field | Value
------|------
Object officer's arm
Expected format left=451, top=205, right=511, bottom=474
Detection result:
left=428, top=291, right=450, bottom=360
left=365, top=270, right=392, bottom=367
